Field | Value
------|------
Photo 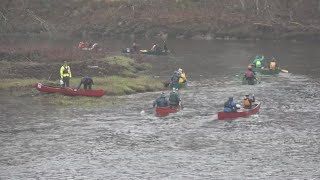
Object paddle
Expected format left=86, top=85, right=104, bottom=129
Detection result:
left=272, top=57, right=288, bottom=73
left=177, top=89, right=184, bottom=110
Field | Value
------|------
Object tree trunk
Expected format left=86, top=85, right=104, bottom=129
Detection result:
left=239, top=0, right=245, bottom=10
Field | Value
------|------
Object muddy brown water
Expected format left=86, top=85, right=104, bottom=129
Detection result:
left=1, top=38, right=320, bottom=179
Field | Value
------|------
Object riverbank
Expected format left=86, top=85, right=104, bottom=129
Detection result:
left=0, top=46, right=167, bottom=106
left=1, top=0, right=319, bottom=41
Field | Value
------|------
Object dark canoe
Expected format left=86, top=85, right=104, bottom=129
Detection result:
left=253, top=68, right=281, bottom=75
left=35, top=82, right=105, bottom=97
left=122, top=48, right=168, bottom=55
left=155, top=105, right=181, bottom=116
left=169, top=82, right=187, bottom=90
left=218, top=102, right=261, bottom=120
left=242, top=78, right=258, bottom=85
left=139, top=49, right=168, bottom=55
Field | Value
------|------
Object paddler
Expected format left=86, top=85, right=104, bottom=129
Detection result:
left=177, top=68, right=187, bottom=84
left=269, top=57, right=278, bottom=70
left=153, top=92, right=169, bottom=108
left=150, top=43, right=158, bottom=52
left=224, top=97, right=238, bottom=112
left=169, top=88, right=181, bottom=108
left=78, top=41, right=86, bottom=49
left=171, top=71, right=181, bottom=84
left=243, top=94, right=255, bottom=109
left=244, top=66, right=256, bottom=85
left=252, top=55, right=264, bottom=68
left=60, top=61, right=72, bottom=88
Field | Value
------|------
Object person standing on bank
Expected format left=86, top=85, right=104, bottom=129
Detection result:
left=60, top=61, right=72, bottom=88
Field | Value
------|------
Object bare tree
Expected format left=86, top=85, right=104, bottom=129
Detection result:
left=239, top=0, right=245, bottom=10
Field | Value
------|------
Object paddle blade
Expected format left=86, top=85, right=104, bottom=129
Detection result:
left=281, top=69, right=288, bottom=73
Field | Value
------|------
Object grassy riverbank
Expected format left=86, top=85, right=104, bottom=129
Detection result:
left=0, top=76, right=165, bottom=106
left=0, top=53, right=167, bottom=106
left=0, top=76, right=165, bottom=95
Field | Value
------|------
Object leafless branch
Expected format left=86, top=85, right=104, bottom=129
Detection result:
left=26, top=9, right=56, bottom=36
left=0, top=11, right=8, bottom=21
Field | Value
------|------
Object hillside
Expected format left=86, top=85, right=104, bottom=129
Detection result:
left=1, top=0, right=320, bottom=40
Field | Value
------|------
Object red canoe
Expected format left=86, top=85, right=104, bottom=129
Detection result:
left=218, top=103, right=261, bottom=120
left=35, top=82, right=105, bottom=97
left=155, top=105, right=181, bottom=116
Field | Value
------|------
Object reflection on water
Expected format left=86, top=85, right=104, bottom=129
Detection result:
left=1, top=39, right=320, bottom=179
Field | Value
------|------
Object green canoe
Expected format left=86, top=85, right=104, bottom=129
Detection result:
left=169, top=82, right=187, bottom=90
left=139, top=49, right=168, bottom=55
left=242, top=78, right=258, bottom=85
left=253, top=68, right=281, bottom=75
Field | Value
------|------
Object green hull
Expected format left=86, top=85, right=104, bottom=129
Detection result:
left=169, top=82, right=187, bottom=90
left=122, top=48, right=168, bottom=55
left=253, top=68, right=281, bottom=75
left=242, top=78, right=257, bottom=85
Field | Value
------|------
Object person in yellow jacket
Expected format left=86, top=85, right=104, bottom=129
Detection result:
left=60, top=61, right=72, bottom=88
left=178, top=68, right=187, bottom=84
left=269, top=58, right=278, bottom=70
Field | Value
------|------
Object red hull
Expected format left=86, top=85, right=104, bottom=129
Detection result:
left=155, top=106, right=180, bottom=116
left=218, top=103, right=261, bottom=120
left=35, top=83, right=105, bottom=97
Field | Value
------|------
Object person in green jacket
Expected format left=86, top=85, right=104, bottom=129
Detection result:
left=169, top=88, right=181, bottom=108
left=252, top=55, right=264, bottom=68
left=153, top=92, right=169, bottom=108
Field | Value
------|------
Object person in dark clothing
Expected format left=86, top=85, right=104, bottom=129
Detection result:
left=169, top=88, right=181, bottom=108
left=224, top=97, right=238, bottom=112
left=132, top=42, right=139, bottom=52
left=244, top=67, right=257, bottom=85
left=77, top=76, right=94, bottom=90
left=153, top=92, right=169, bottom=108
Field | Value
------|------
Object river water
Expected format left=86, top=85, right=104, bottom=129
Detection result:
left=1, top=39, right=320, bottom=179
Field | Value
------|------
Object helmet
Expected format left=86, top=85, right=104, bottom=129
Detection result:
left=172, top=88, right=176, bottom=92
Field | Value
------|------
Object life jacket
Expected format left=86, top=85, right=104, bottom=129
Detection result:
left=178, top=72, right=186, bottom=84
left=157, top=97, right=168, bottom=107
left=60, top=65, right=71, bottom=78
left=63, top=67, right=69, bottom=74
left=270, top=62, right=276, bottom=70
left=79, top=42, right=85, bottom=49
left=224, top=101, right=232, bottom=108
left=243, top=98, right=251, bottom=106
left=245, top=71, right=254, bottom=78
left=255, top=60, right=262, bottom=68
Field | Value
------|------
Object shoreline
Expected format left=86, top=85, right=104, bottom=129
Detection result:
left=0, top=52, right=168, bottom=106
